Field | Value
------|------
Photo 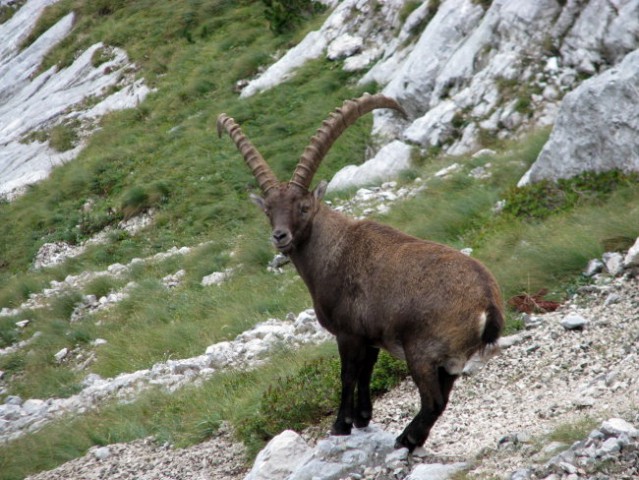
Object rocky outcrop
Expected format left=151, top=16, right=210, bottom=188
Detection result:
left=239, top=0, right=639, bottom=191
left=244, top=425, right=468, bottom=480
left=519, top=48, right=639, bottom=185
left=0, top=309, right=331, bottom=442
left=239, top=0, right=407, bottom=98
left=0, top=0, right=151, bottom=199
left=326, top=140, right=412, bottom=192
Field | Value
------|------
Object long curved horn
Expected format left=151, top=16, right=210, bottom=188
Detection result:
left=217, top=114, right=280, bottom=195
left=289, top=93, right=406, bottom=191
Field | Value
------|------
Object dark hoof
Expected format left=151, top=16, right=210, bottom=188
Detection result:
left=394, top=433, right=418, bottom=452
left=354, top=412, right=371, bottom=429
left=331, top=421, right=352, bottom=436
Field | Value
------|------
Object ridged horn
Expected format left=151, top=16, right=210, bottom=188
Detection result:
left=289, top=93, right=406, bottom=191
left=217, top=114, right=280, bottom=195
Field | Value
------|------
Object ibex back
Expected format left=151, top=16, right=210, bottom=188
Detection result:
left=217, top=93, right=504, bottom=452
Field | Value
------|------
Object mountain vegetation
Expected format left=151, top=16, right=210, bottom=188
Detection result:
left=1, top=1, right=638, bottom=478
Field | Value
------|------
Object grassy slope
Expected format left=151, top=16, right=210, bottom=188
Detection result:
left=1, top=1, right=639, bottom=478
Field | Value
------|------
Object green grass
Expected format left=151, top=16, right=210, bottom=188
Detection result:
left=548, top=416, right=597, bottom=444
left=1, top=0, right=639, bottom=478
left=0, top=343, right=410, bottom=479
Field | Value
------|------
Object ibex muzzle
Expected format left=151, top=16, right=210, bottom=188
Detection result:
left=218, top=93, right=504, bottom=452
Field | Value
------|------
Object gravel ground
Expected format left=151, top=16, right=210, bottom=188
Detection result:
left=26, top=423, right=248, bottom=480
left=26, top=271, right=638, bottom=479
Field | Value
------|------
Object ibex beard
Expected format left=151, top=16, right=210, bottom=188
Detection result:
left=218, top=93, right=504, bottom=452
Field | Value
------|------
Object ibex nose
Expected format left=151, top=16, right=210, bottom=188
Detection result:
left=272, top=229, right=290, bottom=245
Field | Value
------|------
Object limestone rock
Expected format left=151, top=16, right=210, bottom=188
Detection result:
left=406, top=462, right=468, bottom=480
left=327, top=140, right=412, bottom=192
left=244, top=430, right=313, bottom=480
left=623, top=237, right=639, bottom=267
left=560, top=313, right=588, bottom=330
left=0, top=9, right=151, bottom=199
left=600, top=418, right=639, bottom=437
left=519, top=49, right=639, bottom=185
left=327, top=34, right=363, bottom=60
left=602, top=252, right=624, bottom=276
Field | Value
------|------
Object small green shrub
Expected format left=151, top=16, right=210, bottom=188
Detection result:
left=91, top=46, right=116, bottom=67
left=49, top=124, right=78, bottom=152
left=261, top=0, right=326, bottom=35
left=471, top=0, right=493, bottom=8
left=236, top=356, right=340, bottom=451
left=84, top=275, right=118, bottom=299
left=370, top=351, right=410, bottom=394
left=0, top=1, right=26, bottom=23
left=502, top=170, right=639, bottom=220
left=89, top=160, right=125, bottom=196
left=0, top=322, right=19, bottom=349
left=120, top=182, right=168, bottom=219
left=0, top=353, right=26, bottom=377
left=0, top=276, right=45, bottom=309
left=548, top=417, right=596, bottom=444
left=235, top=351, right=408, bottom=456
left=50, top=291, right=84, bottom=320
left=81, top=0, right=128, bottom=17
left=399, top=0, right=422, bottom=23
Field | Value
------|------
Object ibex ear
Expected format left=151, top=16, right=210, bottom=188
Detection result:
left=250, top=193, right=266, bottom=210
left=313, top=180, right=328, bottom=202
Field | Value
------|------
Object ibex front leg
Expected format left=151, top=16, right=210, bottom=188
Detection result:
left=332, top=334, right=369, bottom=435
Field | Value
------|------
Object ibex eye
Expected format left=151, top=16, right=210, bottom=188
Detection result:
left=300, top=205, right=310, bottom=214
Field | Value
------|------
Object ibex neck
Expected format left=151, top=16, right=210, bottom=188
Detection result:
left=289, top=205, right=352, bottom=287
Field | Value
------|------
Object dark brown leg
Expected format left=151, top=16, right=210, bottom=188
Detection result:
left=332, top=334, right=367, bottom=435
left=395, top=355, right=458, bottom=451
left=354, top=346, right=379, bottom=428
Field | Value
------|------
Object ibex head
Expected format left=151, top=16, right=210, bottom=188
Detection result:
left=217, top=93, right=405, bottom=253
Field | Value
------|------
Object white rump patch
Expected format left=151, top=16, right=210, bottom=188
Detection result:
left=478, top=311, right=488, bottom=337
left=443, top=357, right=467, bottom=376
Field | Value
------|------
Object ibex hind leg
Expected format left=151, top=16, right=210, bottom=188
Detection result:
left=395, top=357, right=458, bottom=452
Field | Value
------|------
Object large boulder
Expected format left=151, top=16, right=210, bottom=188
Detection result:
left=519, top=49, right=639, bottom=186
left=244, top=430, right=313, bottom=480
left=327, top=140, right=412, bottom=192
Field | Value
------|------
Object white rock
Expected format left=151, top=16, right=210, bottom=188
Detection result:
left=54, top=348, right=69, bottom=362
left=92, top=446, right=111, bottom=460
left=201, top=269, right=233, bottom=286
left=327, top=34, right=363, bottom=60
left=545, top=57, right=560, bottom=72
left=327, top=140, right=412, bottom=193
left=406, top=462, right=468, bottom=480
left=520, top=50, right=639, bottom=186
left=598, top=437, right=621, bottom=455
left=15, top=319, right=30, bottom=328
left=4, top=396, right=23, bottom=406
left=600, top=418, right=639, bottom=437
left=245, top=430, right=313, bottom=480
left=472, top=148, right=496, bottom=158
left=584, top=258, right=604, bottom=277
left=22, top=399, right=46, bottom=415
left=560, top=313, right=588, bottom=331
left=294, top=309, right=318, bottom=334
left=623, top=237, right=639, bottom=267
left=602, top=252, right=624, bottom=276
left=0, top=13, right=151, bottom=199
left=434, top=163, right=460, bottom=178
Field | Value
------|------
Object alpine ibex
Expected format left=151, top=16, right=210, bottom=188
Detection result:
left=217, top=93, right=504, bottom=452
